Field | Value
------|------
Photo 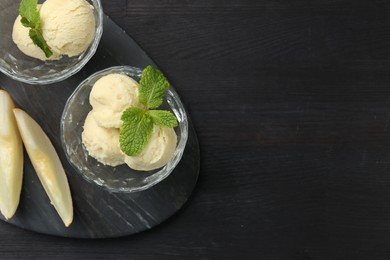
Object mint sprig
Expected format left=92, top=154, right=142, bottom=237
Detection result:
left=120, top=66, right=178, bottom=156
left=19, top=0, right=53, bottom=58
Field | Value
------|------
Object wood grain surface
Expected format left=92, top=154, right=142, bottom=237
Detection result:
left=2, top=0, right=390, bottom=259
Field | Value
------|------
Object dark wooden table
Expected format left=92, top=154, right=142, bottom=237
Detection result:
left=2, top=0, right=390, bottom=259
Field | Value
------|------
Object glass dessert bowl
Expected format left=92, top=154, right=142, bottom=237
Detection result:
left=61, top=66, right=188, bottom=193
left=0, top=0, right=103, bottom=85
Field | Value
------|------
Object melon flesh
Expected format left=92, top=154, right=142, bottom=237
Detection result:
left=13, top=108, right=73, bottom=227
left=0, top=91, right=23, bottom=220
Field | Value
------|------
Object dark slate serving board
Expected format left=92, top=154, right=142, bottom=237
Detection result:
left=0, top=16, right=200, bottom=238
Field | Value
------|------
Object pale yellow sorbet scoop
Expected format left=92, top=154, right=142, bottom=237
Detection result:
left=12, top=5, right=61, bottom=61
left=124, top=126, right=177, bottom=171
left=82, top=112, right=125, bottom=167
left=40, top=0, right=95, bottom=57
left=90, top=74, right=142, bottom=128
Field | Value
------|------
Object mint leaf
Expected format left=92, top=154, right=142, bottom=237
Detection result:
left=19, top=0, right=53, bottom=58
left=139, top=66, right=170, bottom=109
left=120, top=108, right=154, bottom=156
left=147, top=110, right=178, bottom=128
left=29, top=29, right=53, bottom=58
left=19, top=0, right=40, bottom=29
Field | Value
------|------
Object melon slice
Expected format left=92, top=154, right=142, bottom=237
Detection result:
left=13, top=109, right=73, bottom=227
left=0, top=91, right=23, bottom=220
